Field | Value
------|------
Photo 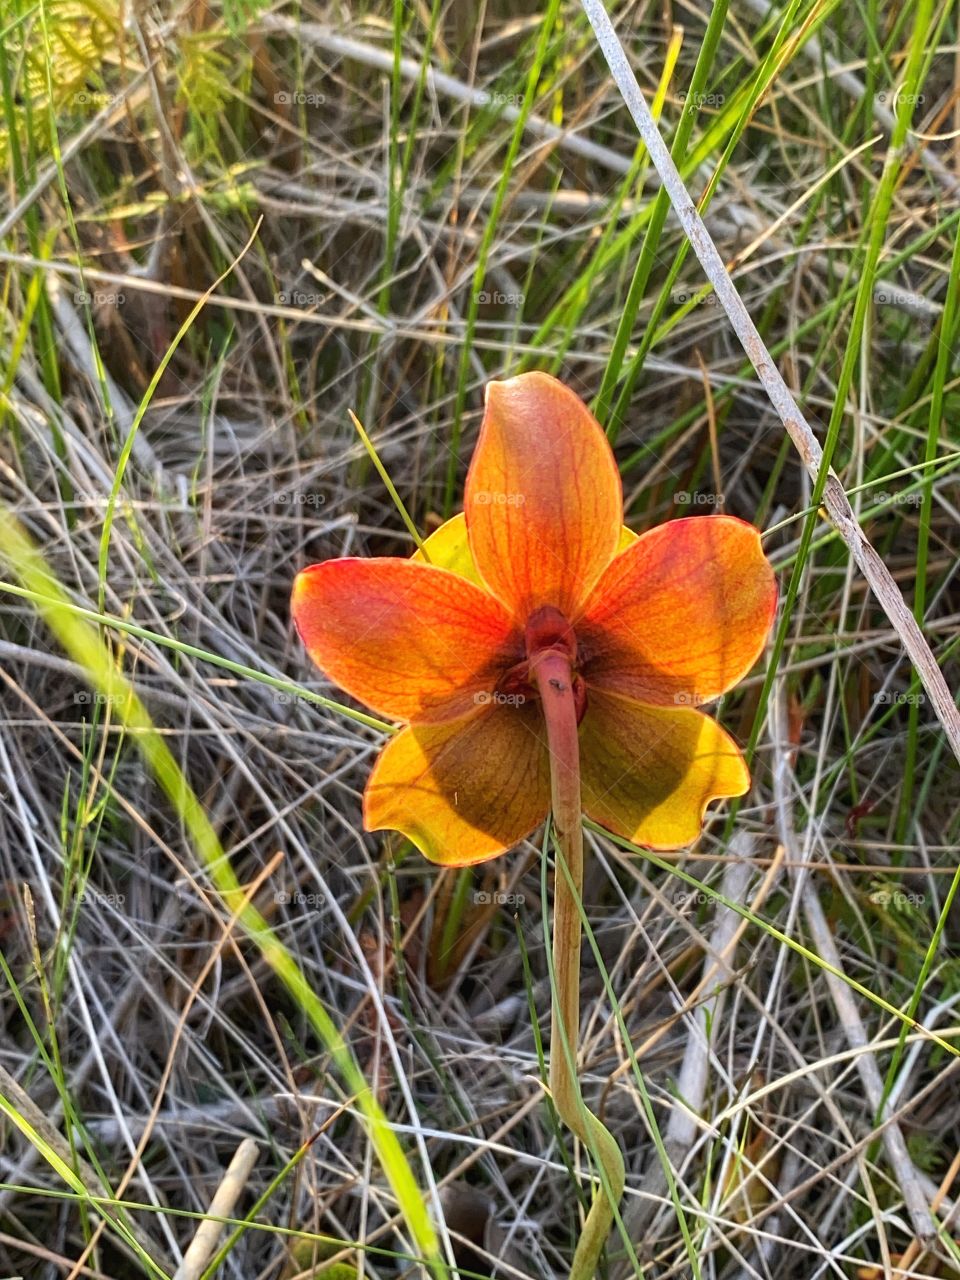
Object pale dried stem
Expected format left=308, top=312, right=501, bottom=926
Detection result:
left=172, top=1138, right=260, bottom=1280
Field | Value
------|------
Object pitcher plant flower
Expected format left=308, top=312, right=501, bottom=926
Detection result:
left=291, top=372, right=776, bottom=1279
left=291, top=372, right=776, bottom=867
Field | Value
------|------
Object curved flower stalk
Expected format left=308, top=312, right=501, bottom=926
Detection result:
left=291, top=373, right=777, bottom=1278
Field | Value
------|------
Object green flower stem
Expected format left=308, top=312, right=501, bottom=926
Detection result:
left=531, top=650, right=625, bottom=1280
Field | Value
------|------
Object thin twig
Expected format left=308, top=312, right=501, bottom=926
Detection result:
left=580, top=0, right=960, bottom=767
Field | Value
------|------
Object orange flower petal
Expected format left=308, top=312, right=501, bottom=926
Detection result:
left=291, top=558, right=520, bottom=723
left=464, top=372, right=623, bottom=621
left=579, top=689, right=750, bottom=848
left=577, top=516, right=776, bottom=706
left=364, top=703, right=551, bottom=865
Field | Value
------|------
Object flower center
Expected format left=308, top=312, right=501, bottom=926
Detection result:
left=495, top=605, right=587, bottom=724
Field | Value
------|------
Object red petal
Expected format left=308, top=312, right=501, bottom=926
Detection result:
left=579, top=689, right=750, bottom=848
left=577, top=516, right=776, bottom=706
left=291, top=558, right=520, bottom=723
left=464, top=372, right=623, bottom=622
left=364, top=703, right=551, bottom=865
